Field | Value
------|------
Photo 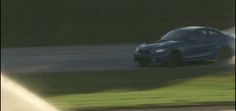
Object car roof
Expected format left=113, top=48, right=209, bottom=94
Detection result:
left=177, top=26, right=218, bottom=31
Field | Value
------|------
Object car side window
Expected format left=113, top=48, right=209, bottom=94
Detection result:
left=188, top=31, right=205, bottom=41
left=208, top=30, right=221, bottom=38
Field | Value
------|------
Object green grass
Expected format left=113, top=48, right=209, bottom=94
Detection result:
left=7, top=66, right=235, bottom=110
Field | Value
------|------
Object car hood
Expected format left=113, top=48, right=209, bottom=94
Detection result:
left=138, top=40, right=180, bottom=49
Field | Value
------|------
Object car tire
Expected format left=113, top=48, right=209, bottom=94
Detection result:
left=217, top=46, right=233, bottom=63
left=165, top=51, right=183, bottom=67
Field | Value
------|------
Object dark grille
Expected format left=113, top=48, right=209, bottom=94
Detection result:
left=138, top=49, right=151, bottom=54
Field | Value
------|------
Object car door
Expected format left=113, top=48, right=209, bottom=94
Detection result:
left=183, top=30, right=210, bottom=60
left=203, top=29, right=220, bottom=54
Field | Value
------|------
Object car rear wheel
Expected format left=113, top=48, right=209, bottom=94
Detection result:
left=165, top=51, right=183, bottom=67
left=217, top=46, right=233, bottom=62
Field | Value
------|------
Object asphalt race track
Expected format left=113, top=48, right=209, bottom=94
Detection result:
left=1, top=44, right=139, bottom=73
left=1, top=27, right=235, bottom=74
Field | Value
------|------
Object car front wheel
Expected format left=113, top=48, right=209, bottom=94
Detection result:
left=138, top=61, right=150, bottom=67
left=165, top=51, right=183, bottom=67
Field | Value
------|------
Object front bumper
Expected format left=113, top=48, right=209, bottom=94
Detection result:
left=134, top=52, right=169, bottom=65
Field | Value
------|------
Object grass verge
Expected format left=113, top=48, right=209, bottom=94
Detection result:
left=6, top=66, right=235, bottom=110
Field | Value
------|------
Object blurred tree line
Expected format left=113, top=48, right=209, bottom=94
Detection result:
left=1, top=0, right=235, bottom=47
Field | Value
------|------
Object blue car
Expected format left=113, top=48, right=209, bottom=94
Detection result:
left=134, top=26, right=235, bottom=66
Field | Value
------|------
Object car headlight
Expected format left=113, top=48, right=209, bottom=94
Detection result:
left=135, top=48, right=139, bottom=52
left=154, top=49, right=166, bottom=53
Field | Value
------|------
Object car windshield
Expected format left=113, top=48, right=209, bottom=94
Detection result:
left=161, top=30, right=189, bottom=41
